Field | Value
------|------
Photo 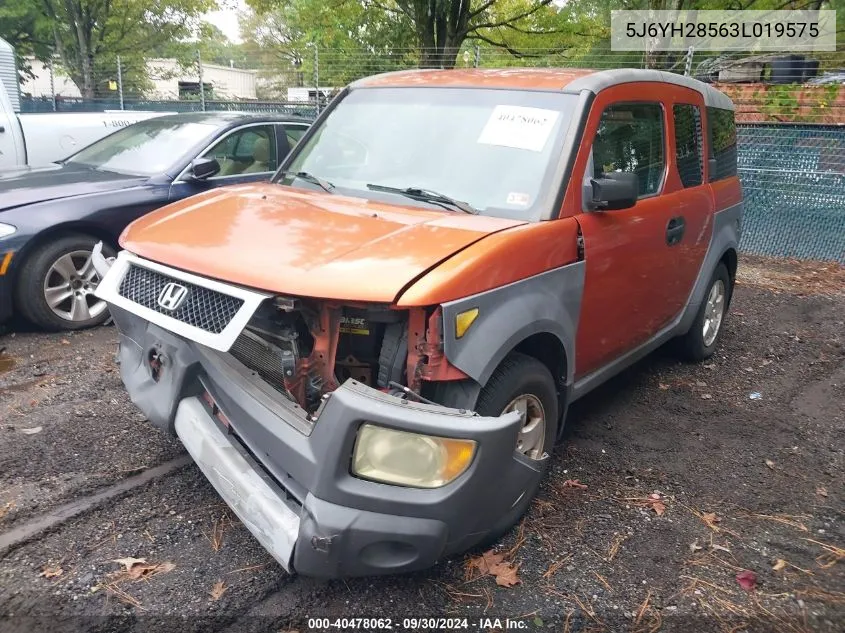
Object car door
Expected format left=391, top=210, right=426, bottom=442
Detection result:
left=168, top=123, right=280, bottom=201
left=280, top=122, right=310, bottom=150
left=567, top=87, right=688, bottom=377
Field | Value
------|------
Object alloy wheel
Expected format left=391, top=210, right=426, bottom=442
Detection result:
left=43, top=250, right=108, bottom=322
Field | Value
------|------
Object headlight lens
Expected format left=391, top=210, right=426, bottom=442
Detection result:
left=0, top=223, right=16, bottom=238
left=352, top=424, right=476, bottom=488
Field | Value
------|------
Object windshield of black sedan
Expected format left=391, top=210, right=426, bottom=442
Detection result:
left=278, top=87, right=578, bottom=220
left=65, top=120, right=216, bottom=176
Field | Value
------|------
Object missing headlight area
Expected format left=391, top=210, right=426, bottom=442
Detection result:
left=226, top=297, right=463, bottom=415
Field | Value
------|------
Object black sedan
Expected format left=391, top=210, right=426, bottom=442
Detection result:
left=0, top=112, right=310, bottom=331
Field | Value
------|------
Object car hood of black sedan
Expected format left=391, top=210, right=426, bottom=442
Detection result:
left=0, top=163, right=149, bottom=212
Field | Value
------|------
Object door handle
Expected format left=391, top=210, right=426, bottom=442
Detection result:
left=666, top=216, right=686, bottom=246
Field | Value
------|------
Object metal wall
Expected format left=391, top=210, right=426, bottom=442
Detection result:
left=0, top=37, right=19, bottom=112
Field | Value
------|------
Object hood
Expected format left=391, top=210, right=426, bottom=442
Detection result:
left=0, top=164, right=148, bottom=212
left=120, top=183, right=526, bottom=303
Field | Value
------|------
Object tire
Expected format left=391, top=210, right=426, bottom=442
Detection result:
left=677, top=262, right=731, bottom=361
left=15, top=235, right=116, bottom=332
left=472, top=353, right=559, bottom=547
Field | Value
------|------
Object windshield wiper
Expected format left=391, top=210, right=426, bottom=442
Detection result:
left=277, top=171, right=335, bottom=193
left=366, top=184, right=478, bottom=215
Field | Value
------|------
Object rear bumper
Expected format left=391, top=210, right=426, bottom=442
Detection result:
left=108, top=305, right=539, bottom=577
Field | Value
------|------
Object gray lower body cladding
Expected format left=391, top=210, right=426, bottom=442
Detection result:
left=109, top=304, right=535, bottom=578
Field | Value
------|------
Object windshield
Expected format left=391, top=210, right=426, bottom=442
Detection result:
left=278, top=88, right=578, bottom=220
left=65, top=119, right=216, bottom=176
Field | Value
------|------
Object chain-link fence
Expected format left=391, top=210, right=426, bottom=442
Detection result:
left=16, top=48, right=845, bottom=263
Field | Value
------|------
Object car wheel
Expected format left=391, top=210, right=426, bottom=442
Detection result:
left=677, top=262, right=731, bottom=361
left=472, top=352, right=559, bottom=547
left=15, top=235, right=116, bottom=331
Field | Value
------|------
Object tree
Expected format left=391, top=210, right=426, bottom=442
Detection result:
left=0, top=0, right=52, bottom=80
left=247, top=1, right=568, bottom=69
left=33, top=0, right=214, bottom=99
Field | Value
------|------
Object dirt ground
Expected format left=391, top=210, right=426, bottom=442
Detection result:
left=0, top=255, right=842, bottom=633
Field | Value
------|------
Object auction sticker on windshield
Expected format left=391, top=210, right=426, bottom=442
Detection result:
left=477, top=105, right=559, bottom=152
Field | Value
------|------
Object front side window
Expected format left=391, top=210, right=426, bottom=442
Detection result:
left=278, top=87, right=578, bottom=220
left=673, top=104, right=704, bottom=188
left=202, top=125, right=277, bottom=177
left=707, top=107, right=737, bottom=181
left=592, top=103, right=665, bottom=197
left=65, top=120, right=216, bottom=176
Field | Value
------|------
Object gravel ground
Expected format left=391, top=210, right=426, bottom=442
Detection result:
left=0, top=255, right=842, bottom=633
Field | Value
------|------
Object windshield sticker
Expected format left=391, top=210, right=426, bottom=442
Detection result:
left=506, top=192, right=531, bottom=206
left=477, top=105, right=559, bottom=152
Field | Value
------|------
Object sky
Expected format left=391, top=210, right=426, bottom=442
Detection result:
left=203, top=0, right=247, bottom=44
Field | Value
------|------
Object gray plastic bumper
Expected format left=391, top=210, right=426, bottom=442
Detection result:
left=174, top=397, right=300, bottom=571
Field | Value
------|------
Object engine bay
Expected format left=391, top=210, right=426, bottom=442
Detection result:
left=227, top=297, right=411, bottom=414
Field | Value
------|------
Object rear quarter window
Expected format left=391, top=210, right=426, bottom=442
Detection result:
left=707, top=107, right=737, bottom=181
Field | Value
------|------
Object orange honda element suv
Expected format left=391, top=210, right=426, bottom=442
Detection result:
left=94, top=68, right=742, bottom=577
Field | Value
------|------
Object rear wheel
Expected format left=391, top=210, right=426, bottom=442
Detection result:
left=471, top=353, right=559, bottom=546
left=15, top=235, right=116, bottom=331
left=677, top=262, right=731, bottom=361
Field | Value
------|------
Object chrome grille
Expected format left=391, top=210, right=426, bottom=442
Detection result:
left=118, top=264, right=243, bottom=334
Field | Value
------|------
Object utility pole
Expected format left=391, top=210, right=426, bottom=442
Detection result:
left=313, top=44, right=320, bottom=116
left=197, top=50, right=206, bottom=111
left=49, top=58, right=56, bottom=111
left=117, top=56, right=124, bottom=110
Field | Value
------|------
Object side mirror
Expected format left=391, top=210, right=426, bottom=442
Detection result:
left=589, top=172, right=638, bottom=211
left=189, top=157, right=220, bottom=181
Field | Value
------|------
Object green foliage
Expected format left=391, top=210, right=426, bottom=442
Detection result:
left=0, top=0, right=214, bottom=98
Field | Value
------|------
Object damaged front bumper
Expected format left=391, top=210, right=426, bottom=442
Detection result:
left=95, top=249, right=540, bottom=577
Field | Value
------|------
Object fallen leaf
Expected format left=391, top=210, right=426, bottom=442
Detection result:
left=209, top=580, right=227, bottom=601
left=658, top=383, right=670, bottom=390
left=113, top=557, right=146, bottom=572
left=39, top=566, right=63, bottom=578
left=701, top=512, right=721, bottom=529
left=700, top=393, right=713, bottom=400
left=20, top=426, right=43, bottom=435
left=111, top=558, right=175, bottom=582
left=816, top=486, right=828, bottom=498
left=468, top=550, right=521, bottom=588
left=689, top=540, right=703, bottom=553
left=561, top=479, right=588, bottom=489
left=60, top=339, right=70, bottom=346
left=736, top=570, right=758, bottom=591
left=772, top=559, right=787, bottom=572
left=765, top=459, right=775, bottom=470
left=711, top=543, right=732, bottom=554
left=648, top=493, right=666, bottom=516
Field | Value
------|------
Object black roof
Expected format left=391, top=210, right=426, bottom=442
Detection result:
left=148, top=111, right=312, bottom=126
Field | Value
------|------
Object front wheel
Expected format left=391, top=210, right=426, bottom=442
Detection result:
left=15, top=235, right=116, bottom=331
left=473, top=353, right=559, bottom=546
left=677, top=262, right=731, bottom=361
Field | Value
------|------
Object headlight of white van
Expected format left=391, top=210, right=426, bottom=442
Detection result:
left=0, top=223, right=16, bottom=238
left=352, top=424, right=476, bottom=488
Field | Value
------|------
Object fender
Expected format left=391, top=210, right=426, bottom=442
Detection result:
left=439, top=261, right=585, bottom=388
left=677, top=201, right=743, bottom=334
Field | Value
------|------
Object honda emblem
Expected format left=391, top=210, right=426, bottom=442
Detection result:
left=157, top=282, right=188, bottom=310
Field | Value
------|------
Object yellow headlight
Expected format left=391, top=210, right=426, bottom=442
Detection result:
left=455, top=308, right=479, bottom=339
left=352, top=424, right=476, bottom=488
